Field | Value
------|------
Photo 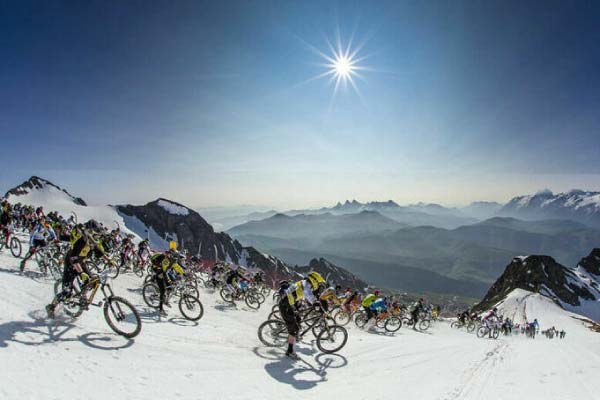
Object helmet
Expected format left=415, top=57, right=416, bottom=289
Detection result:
left=374, top=290, right=380, bottom=296
left=306, top=271, right=325, bottom=290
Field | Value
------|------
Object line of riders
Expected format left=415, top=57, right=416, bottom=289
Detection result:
left=2, top=199, right=445, bottom=358
left=451, top=307, right=551, bottom=339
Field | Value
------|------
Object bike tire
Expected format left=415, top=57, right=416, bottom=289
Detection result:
left=103, top=296, right=142, bottom=338
left=476, top=326, right=487, bottom=338
left=142, top=283, right=161, bottom=309
left=178, top=294, right=204, bottom=321
left=419, top=319, right=431, bottom=331
left=63, top=295, right=84, bottom=318
left=354, top=311, right=368, bottom=328
left=220, top=288, right=235, bottom=303
left=467, top=321, right=476, bottom=333
left=333, top=309, right=351, bottom=326
left=9, top=237, right=22, bottom=258
left=492, top=327, right=500, bottom=339
left=257, top=319, right=288, bottom=347
left=316, top=325, right=348, bottom=354
left=385, top=316, right=402, bottom=332
left=245, top=293, right=261, bottom=310
left=450, top=321, right=460, bottom=329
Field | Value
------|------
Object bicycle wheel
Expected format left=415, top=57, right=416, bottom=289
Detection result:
left=333, top=309, right=351, bottom=326
left=107, top=264, right=120, bottom=279
left=103, top=296, right=142, bottom=338
left=184, top=283, right=200, bottom=299
left=142, top=283, right=161, bottom=309
left=385, top=316, right=402, bottom=332
left=492, top=327, right=500, bottom=339
left=255, top=292, right=266, bottom=304
left=419, top=319, right=431, bottom=331
left=257, top=319, right=288, bottom=347
left=316, top=325, right=348, bottom=354
left=354, top=311, right=368, bottom=328
left=450, top=321, right=460, bottom=329
left=220, top=288, right=235, bottom=303
left=133, top=262, right=144, bottom=277
left=245, top=293, right=261, bottom=310
left=9, top=237, right=22, bottom=258
left=63, top=295, right=84, bottom=318
left=376, top=317, right=387, bottom=329
left=178, top=294, right=204, bottom=321
left=467, top=321, right=476, bottom=333
left=476, top=326, right=488, bottom=338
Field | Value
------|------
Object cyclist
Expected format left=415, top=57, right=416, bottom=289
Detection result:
left=482, top=307, right=499, bottom=337
left=20, top=216, right=57, bottom=272
left=410, top=298, right=425, bottom=330
left=279, top=271, right=326, bottom=359
left=361, top=290, right=381, bottom=325
left=224, top=265, right=244, bottom=295
left=0, top=200, right=12, bottom=246
left=149, top=249, right=184, bottom=316
left=319, top=284, right=342, bottom=311
left=46, top=230, right=113, bottom=318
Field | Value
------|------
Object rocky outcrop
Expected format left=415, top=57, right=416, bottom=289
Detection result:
left=474, top=253, right=600, bottom=312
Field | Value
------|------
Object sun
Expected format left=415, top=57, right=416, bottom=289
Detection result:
left=303, top=33, right=369, bottom=101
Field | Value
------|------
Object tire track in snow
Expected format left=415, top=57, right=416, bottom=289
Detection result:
left=439, top=341, right=508, bottom=400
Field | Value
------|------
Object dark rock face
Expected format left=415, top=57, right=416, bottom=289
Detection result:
left=474, top=254, right=599, bottom=311
left=118, top=198, right=245, bottom=261
left=117, top=198, right=366, bottom=288
left=294, top=258, right=368, bottom=290
left=579, top=248, right=600, bottom=276
left=5, top=176, right=87, bottom=206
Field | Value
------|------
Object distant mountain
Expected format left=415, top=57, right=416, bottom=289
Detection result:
left=460, top=201, right=503, bottom=220
left=5, top=176, right=87, bottom=206
left=294, top=258, right=368, bottom=290
left=200, top=210, right=279, bottom=232
left=499, top=189, right=600, bottom=228
left=474, top=250, right=600, bottom=322
left=228, top=210, right=406, bottom=241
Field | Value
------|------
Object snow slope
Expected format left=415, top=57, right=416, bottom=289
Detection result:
left=1, top=245, right=599, bottom=400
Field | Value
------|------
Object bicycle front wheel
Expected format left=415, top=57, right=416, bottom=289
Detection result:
left=476, top=326, right=488, bottom=338
left=245, top=293, right=261, bottom=310
left=10, top=237, right=22, bottom=258
left=316, top=325, right=348, bottom=354
left=419, top=319, right=431, bottom=331
left=142, top=283, right=161, bottom=309
left=258, top=319, right=288, bottom=347
left=179, top=294, right=204, bottom=321
left=385, top=316, right=402, bottom=332
left=103, top=296, right=142, bottom=338
left=332, top=309, right=351, bottom=326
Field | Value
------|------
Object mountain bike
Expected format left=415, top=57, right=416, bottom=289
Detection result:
left=58, top=269, right=142, bottom=338
left=0, top=229, right=22, bottom=258
left=142, top=275, right=204, bottom=321
left=354, top=308, right=402, bottom=332
left=258, top=305, right=348, bottom=354
left=477, top=322, right=500, bottom=339
left=34, top=243, right=66, bottom=280
left=219, top=285, right=264, bottom=309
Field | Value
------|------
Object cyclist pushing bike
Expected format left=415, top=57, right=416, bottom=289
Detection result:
left=279, top=271, right=326, bottom=359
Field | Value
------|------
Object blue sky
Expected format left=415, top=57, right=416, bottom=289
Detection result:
left=1, top=1, right=599, bottom=208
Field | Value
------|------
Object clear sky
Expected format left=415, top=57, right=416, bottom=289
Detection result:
left=1, top=0, right=600, bottom=208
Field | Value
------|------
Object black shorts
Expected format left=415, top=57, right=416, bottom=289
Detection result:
left=31, top=239, right=47, bottom=248
left=279, top=299, right=300, bottom=337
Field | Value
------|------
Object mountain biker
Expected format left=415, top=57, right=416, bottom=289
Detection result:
left=20, top=216, right=57, bottom=272
left=46, top=230, right=114, bottom=318
left=361, top=290, right=380, bottom=324
left=224, top=265, right=244, bottom=294
left=149, top=249, right=185, bottom=316
left=319, top=284, right=342, bottom=311
left=0, top=200, right=12, bottom=245
left=482, top=307, right=499, bottom=337
left=279, top=271, right=326, bottom=359
left=410, top=298, right=425, bottom=330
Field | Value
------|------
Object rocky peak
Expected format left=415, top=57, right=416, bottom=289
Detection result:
left=475, top=254, right=598, bottom=312
left=5, top=176, right=87, bottom=206
left=578, top=248, right=600, bottom=276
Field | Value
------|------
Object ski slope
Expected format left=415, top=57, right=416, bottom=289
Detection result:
left=1, top=245, right=599, bottom=400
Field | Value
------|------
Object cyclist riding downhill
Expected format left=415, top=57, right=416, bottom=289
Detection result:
left=20, top=216, right=57, bottom=273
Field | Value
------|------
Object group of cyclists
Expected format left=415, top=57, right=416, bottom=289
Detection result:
left=2, top=197, right=533, bottom=359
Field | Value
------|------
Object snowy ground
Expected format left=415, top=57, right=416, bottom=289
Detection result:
left=1, top=241, right=599, bottom=400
